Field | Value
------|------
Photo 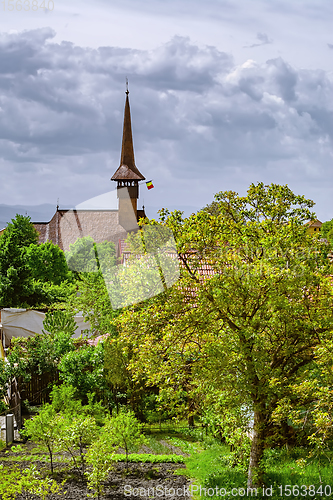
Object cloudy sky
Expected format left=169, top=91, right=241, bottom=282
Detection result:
left=0, top=0, right=332, bottom=221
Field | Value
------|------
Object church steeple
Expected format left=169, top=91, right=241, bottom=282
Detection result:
left=111, top=85, right=145, bottom=182
left=111, top=84, right=145, bottom=231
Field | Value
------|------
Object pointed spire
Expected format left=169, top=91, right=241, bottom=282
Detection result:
left=111, top=83, right=145, bottom=181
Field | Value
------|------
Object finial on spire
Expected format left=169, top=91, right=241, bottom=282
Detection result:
left=126, top=77, right=129, bottom=95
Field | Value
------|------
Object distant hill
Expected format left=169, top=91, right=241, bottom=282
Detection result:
left=0, top=204, right=56, bottom=229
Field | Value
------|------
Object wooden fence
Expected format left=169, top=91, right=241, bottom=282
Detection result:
left=6, top=377, right=22, bottom=430
left=18, top=371, right=59, bottom=407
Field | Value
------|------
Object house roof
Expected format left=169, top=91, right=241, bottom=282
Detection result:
left=305, top=219, right=322, bottom=227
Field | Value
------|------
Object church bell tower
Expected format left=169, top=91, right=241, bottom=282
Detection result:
left=111, top=85, right=145, bottom=231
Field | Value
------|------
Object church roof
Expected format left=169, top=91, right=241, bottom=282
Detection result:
left=111, top=92, right=145, bottom=181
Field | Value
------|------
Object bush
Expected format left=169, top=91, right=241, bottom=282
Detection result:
left=0, top=464, right=63, bottom=500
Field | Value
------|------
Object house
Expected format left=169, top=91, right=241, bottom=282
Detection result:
left=305, top=219, right=322, bottom=235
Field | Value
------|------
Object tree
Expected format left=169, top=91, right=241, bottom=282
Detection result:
left=117, top=183, right=333, bottom=487
left=85, top=429, right=115, bottom=499
left=26, top=241, right=70, bottom=284
left=58, top=414, right=99, bottom=476
left=58, top=342, right=110, bottom=404
left=0, top=214, right=74, bottom=307
left=107, top=410, right=145, bottom=466
left=65, top=236, right=116, bottom=274
left=22, top=404, right=64, bottom=473
left=0, top=214, right=39, bottom=306
left=68, top=271, right=119, bottom=336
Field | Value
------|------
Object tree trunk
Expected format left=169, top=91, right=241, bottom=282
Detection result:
left=247, top=406, right=266, bottom=489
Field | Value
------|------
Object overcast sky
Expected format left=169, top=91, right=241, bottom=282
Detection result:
left=0, top=0, right=332, bottom=221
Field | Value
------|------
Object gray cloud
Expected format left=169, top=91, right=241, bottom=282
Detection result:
left=244, top=32, right=273, bottom=48
left=0, top=28, right=332, bottom=221
left=328, top=43, right=333, bottom=49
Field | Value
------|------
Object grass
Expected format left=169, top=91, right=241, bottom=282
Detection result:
left=180, top=443, right=333, bottom=500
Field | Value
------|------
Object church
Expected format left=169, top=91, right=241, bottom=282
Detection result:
left=33, top=89, right=147, bottom=255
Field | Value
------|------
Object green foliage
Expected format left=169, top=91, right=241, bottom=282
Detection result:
left=58, top=414, right=99, bottom=475
left=107, top=410, right=146, bottom=463
left=68, top=270, right=119, bottom=335
left=21, top=404, right=64, bottom=473
left=7, top=310, right=76, bottom=380
left=104, top=338, right=131, bottom=388
left=200, top=394, right=251, bottom=469
left=321, top=218, right=333, bottom=246
left=85, top=425, right=116, bottom=499
left=117, top=183, right=333, bottom=487
left=49, top=383, right=107, bottom=426
left=0, top=214, right=39, bottom=306
left=26, top=241, right=71, bottom=284
left=0, top=358, right=9, bottom=412
left=43, top=309, right=77, bottom=337
left=0, top=464, right=63, bottom=500
left=0, top=214, right=73, bottom=307
left=58, top=342, right=109, bottom=403
left=49, top=383, right=82, bottom=414
left=65, top=235, right=116, bottom=274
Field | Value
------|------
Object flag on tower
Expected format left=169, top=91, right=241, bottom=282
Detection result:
left=146, top=180, right=154, bottom=190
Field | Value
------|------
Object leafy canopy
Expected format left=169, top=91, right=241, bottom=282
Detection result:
left=0, top=214, right=73, bottom=307
left=117, top=183, right=333, bottom=487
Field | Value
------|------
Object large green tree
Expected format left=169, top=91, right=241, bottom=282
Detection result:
left=0, top=214, right=39, bottom=306
left=0, top=214, right=73, bottom=307
left=117, top=183, right=333, bottom=487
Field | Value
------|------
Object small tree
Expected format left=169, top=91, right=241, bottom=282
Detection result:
left=85, top=424, right=116, bottom=499
left=22, top=404, right=64, bottom=473
left=59, top=414, right=99, bottom=476
left=108, top=411, right=146, bottom=466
